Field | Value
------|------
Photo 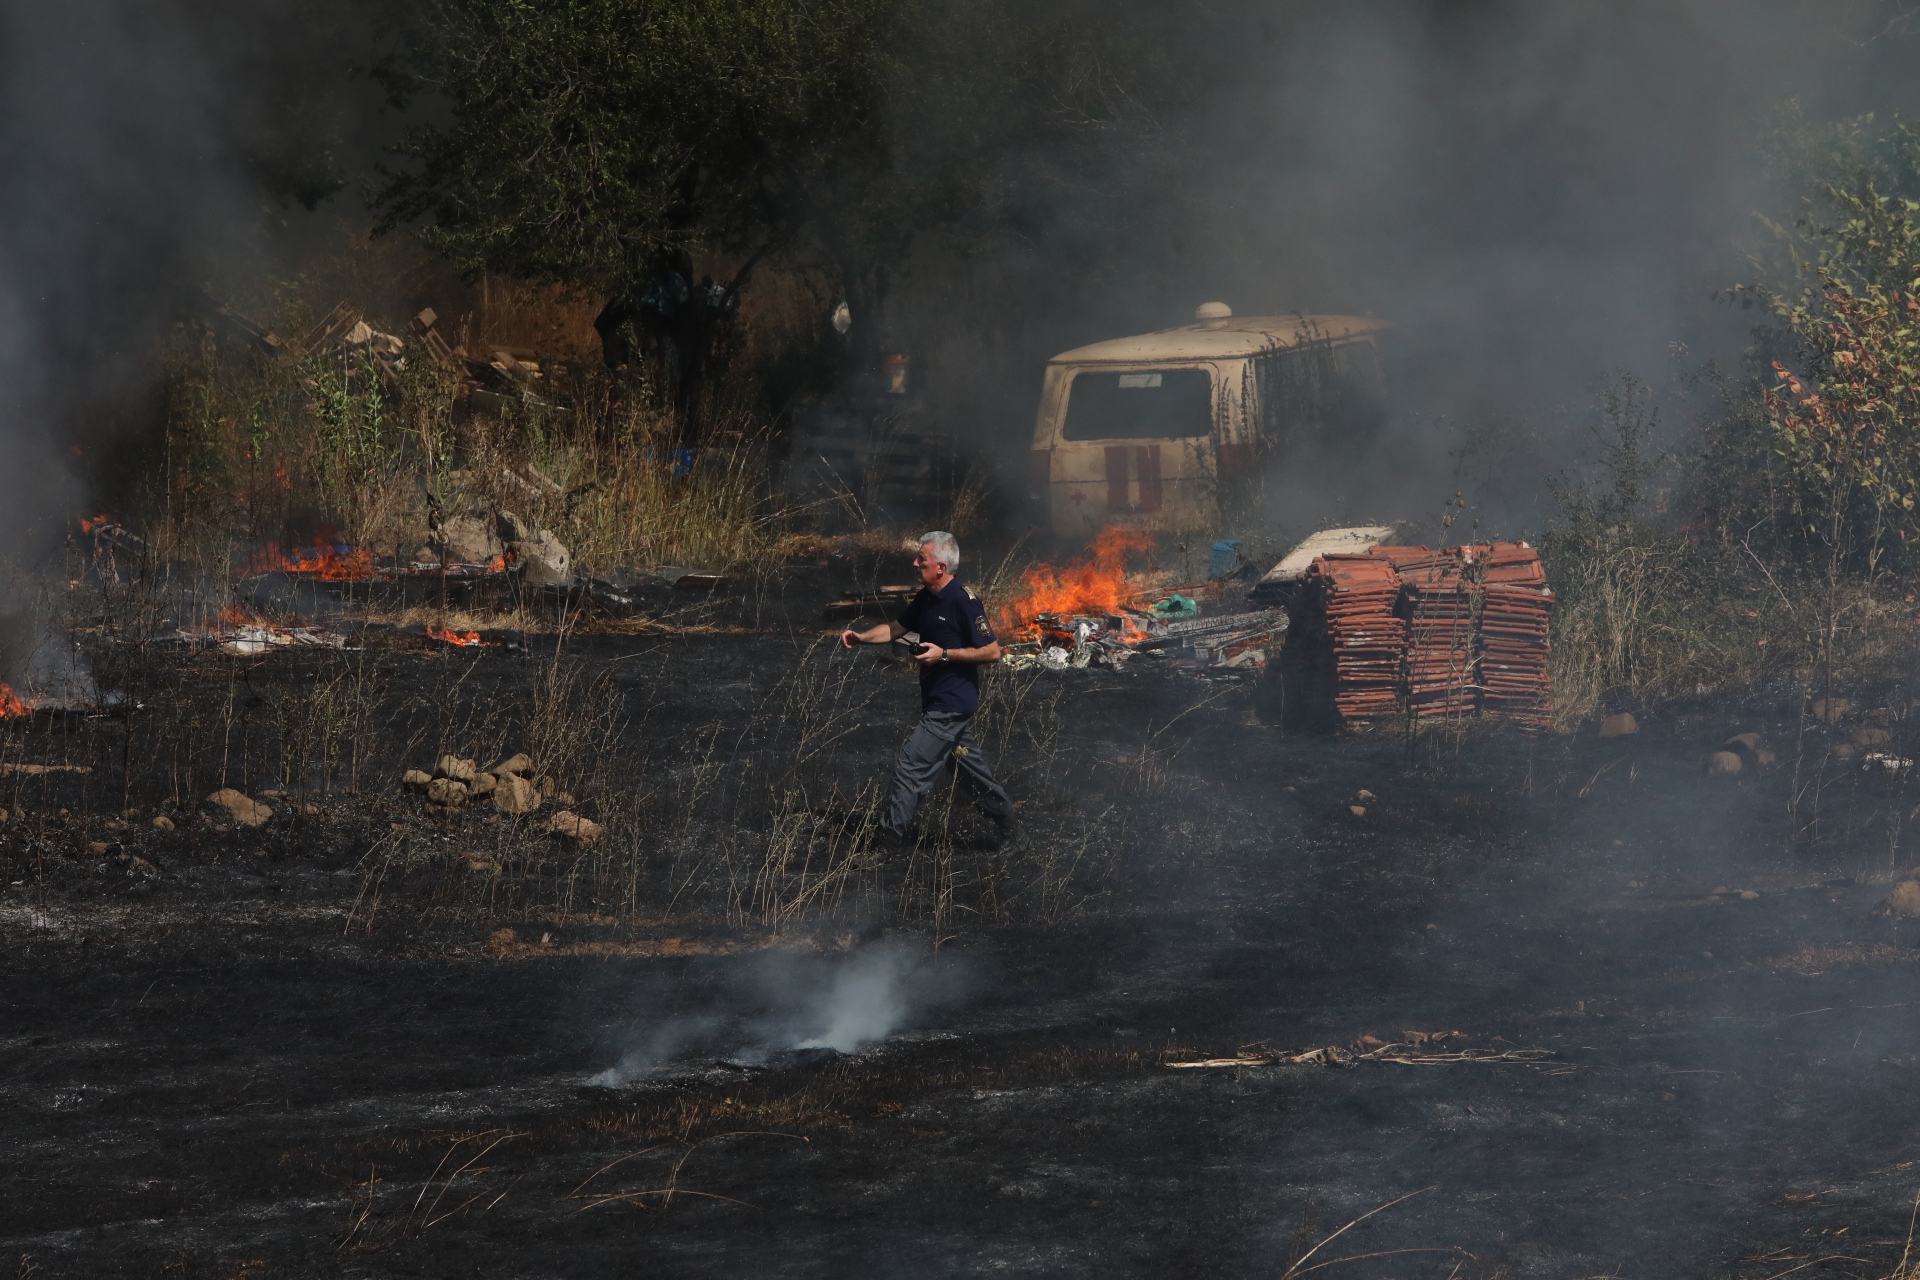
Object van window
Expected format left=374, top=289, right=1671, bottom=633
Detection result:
left=1061, top=368, right=1212, bottom=441
left=1254, top=339, right=1386, bottom=454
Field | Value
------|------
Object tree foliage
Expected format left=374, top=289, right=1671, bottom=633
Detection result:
left=374, top=0, right=1191, bottom=363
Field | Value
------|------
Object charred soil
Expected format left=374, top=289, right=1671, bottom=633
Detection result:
left=5, top=610, right=1920, bottom=1278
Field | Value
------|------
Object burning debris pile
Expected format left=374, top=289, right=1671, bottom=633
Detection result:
left=1278, top=541, right=1554, bottom=729
left=998, top=527, right=1284, bottom=672
left=161, top=605, right=359, bottom=655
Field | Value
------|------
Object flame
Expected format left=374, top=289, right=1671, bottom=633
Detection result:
left=249, top=538, right=377, bottom=580
left=426, top=625, right=495, bottom=647
left=1000, top=526, right=1156, bottom=636
left=0, top=684, right=33, bottom=717
left=79, top=514, right=116, bottom=534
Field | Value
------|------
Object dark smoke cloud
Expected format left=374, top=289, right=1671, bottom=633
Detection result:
left=896, top=0, right=1920, bottom=540
left=0, top=0, right=392, bottom=561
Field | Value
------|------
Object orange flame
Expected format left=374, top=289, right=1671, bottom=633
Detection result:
left=249, top=538, right=377, bottom=580
left=426, top=625, right=495, bottom=647
left=79, top=514, right=116, bottom=534
left=999, top=526, right=1156, bottom=636
left=0, top=684, right=33, bottom=717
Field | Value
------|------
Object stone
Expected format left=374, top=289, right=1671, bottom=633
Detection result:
left=470, top=772, right=498, bottom=796
left=152, top=815, right=174, bottom=831
left=1726, top=732, right=1762, bottom=751
left=402, top=769, right=434, bottom=793
left=1884, top=881, right=1920, bottom=916
left=1599, top=712, right=1639, bottom=738
left=1707, top=751, right=1743, bottom=776
left=1832, top=743, right=1858, bottom=760
left=555, top=792, right=576, bottom=807
left=491, top=753, right=533, bottom=777
left=1812, top=698, right=1852, bottom=723
left=493, top=772, right=542, bottom=814
left=1753, top=748, right=1777, bottom=767
left=543, top=810, right=603, bottom=845
left=1347, top=804, right=1367, bottom=818
left=299, top=803, right=321, bottom=817
left=496, top=508, right=530, bottom=543
left=435, top=755, right=478, bottom=782
left=86, top=842, right=110, bottom=856
left=435, top=513, right=504, bottom=565
left=427, top=777, right=469, bottom=807
left=509, top=529, right=571, bottom=587
left=207, top=788, right=272, bottom=827
left=1853, top=727, right=1892, bottom=746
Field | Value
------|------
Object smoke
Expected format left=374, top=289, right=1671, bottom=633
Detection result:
left=886, top=1, right=1920, bottom=541
left=587, top=939, right=972, bottom=1088
left=0, top=0, right=391, bottom=551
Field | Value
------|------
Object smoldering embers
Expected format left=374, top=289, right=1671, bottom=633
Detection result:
left=587, top=939, right=971, bottom=1087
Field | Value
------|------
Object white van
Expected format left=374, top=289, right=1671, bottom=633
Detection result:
left=1029, top=305, right=1390, bottom=538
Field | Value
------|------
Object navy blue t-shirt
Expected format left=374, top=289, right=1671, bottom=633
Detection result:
left=896, top=578, right=996, bottom=714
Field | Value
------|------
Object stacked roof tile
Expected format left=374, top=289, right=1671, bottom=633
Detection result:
left=1475, top=541, right=1554, bottom=730
left=1306, top=554, right=1406, bottom=720
left=1280, top=541, right=1554, bottom=729
left=1384, top=547, right=1480, bottom=719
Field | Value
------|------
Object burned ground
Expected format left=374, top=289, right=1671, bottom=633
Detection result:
left=5, top=597, right=1920, bottom=1279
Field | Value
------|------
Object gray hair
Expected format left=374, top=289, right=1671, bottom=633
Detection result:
left=919, top=530, right=960, bottom=571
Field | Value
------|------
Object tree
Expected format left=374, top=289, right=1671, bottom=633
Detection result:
left=373, top=0, right=1190, bottom=410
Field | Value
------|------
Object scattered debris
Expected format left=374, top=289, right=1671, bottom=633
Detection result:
left=1166, top=1037, right=1554, bottom=1070
left=1250, top=526, right=1398, bottom=603
left=207, top=789, right=273, bottom=827
left=1864, top=751, right=1914, bottom=776
left=195, top=290, right=284, bottom=355
left=823, top=585, right=919, bottom=619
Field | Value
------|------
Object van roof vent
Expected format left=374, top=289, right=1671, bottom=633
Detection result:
left=1194, top=301, right=1232, bottom=326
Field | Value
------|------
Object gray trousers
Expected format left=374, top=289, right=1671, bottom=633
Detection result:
left=882, top=710, right=1012, bottom=836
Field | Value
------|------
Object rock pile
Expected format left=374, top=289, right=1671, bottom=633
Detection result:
left=402, top=751, right=547, bottom=814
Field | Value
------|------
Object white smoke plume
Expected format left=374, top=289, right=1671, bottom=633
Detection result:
left=587, top=939, right=971, bottom=1088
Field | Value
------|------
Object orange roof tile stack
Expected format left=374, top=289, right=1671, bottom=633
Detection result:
left=1388, top=547, right=1481, bottom=719
left=1307, top=553, right=1406, bottom=720
left=1279, top=540, right=1555, bottom=731
left=1475, top=541, right=1554, bottom=730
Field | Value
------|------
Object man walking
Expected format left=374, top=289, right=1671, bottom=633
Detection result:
left=840, top=530, right=1012, bottom=845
